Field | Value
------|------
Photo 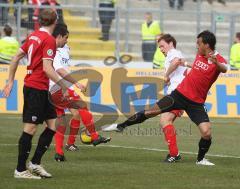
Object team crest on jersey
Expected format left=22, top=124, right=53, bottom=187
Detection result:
left=47, top=49, right=53, bottom=56
left=32, top=116, right=37, bottom=122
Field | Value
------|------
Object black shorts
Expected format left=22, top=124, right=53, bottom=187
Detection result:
left=23, top=86, right=57, bottom=124
left=156, top=90, right=209, bottom=126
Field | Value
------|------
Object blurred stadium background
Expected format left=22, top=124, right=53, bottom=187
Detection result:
left=1, top=0, right=240, bottom=63
left=0, top=0, right=240, bottom=188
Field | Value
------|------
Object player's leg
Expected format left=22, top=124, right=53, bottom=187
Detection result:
left=66, top=108, right=81, bottom=151
left=196, top=122, right=214, bottom=165
left=14, top=123, right=41, bottom=179
left=160, top=112, right=181, bottom=163
left=29, top=118, right=56, bottom=177
left=29, top=91, right=57, bottom=177
left=14, top=87, right=44, bottom=179
left=28, top=118, right=56, bottom=178
left=17, top=123, right=37, bottom=172
left=102, top=94, right=176, bottom=132
left=186, top=104, right=214, bottom=165
left=78, top=107, right=111, bottom=146
left=54, top=108, right=67, bottom=161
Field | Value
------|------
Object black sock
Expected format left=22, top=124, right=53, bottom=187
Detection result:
left=118, top=110, right=148, bottom=128
left=31, top=128, right=55, bottom=165
left=17, top=132, right=33, bottom=172
left=197, top=138, right=212, bottom=162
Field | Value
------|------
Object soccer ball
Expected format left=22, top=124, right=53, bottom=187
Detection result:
left=79, top=129, right=92, bottom=145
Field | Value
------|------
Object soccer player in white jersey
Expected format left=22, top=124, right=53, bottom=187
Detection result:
left=158, top=34, right=187, bottom=163
left=102, top=34, right=187, bottom=163
left=50, top=23, right=111, bottom=161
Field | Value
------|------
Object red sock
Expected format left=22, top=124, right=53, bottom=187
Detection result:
left=55, top=125, right=66, bottom=155
left=79, top=108, right=98, bottom=141
left=162, top=124, right=179, bottom=157
left=67, top=119, right=80, bottom=145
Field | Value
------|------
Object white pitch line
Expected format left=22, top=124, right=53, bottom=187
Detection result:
left=93, top=145, right=240, bottom=159
left=0, top=143, right=240, bottom=159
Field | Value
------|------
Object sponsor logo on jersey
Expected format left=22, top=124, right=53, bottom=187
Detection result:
left=195, top=60, right=209, bottom=71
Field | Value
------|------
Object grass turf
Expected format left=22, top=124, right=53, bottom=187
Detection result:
left=0, top=114, right=240, bottom=189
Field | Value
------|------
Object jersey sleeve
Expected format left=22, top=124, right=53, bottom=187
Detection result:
left=217, top=55, right=227, bottom=65
left=42, top=36, right=56, bottom=61
left=20, top=38, right=29, bottom=54
left=53, top=50, right=64, bottom=71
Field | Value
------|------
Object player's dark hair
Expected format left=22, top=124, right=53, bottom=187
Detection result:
left=39, top=9, right=57, bottom=26
left=52, top=23, right=69, bottom=38
left=158, top=34, right=177, bottom=48
left=3, top=24, right=12, bottom=36
left=197, top=30, right=216, bottom=50
left=236, top=32, right=240, bottom=40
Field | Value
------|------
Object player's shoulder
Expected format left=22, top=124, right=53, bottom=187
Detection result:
left=37, top=29, right=55, bottom=42
left=29, top=30, right=55, bottom=44
left=43, top=33, right=55, bottom=42
left=168, top=48, right=183, bottom=58
left=57, top=45, right=70, bottom=55
left=215, top=51, right=227, bottom=63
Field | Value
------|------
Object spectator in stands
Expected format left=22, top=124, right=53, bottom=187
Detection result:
left=98, top=0, right=116, bottom=41
left=0, top=0, right=9, bottom=26
left=230, top=32, right=240, bottom=70
left=169, top=0, right=184, bottom=10
left=193, top=0, right=226, bottom=5
left=141, top=12, right=161, bottom=62
left=0, top=24, right=19, bottom=64
left=153, top=34, right=165, bottom=69
left=31, top=0, right=63, bottom=30
left=14, top=0, right=25, bottom=25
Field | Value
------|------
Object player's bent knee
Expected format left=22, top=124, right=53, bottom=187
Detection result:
left=70, top=109, right=80, bottom=119
left=23, top=123, right=37, bottom=135
left=201, top=130, right=212, bottom=139
left=199, top=122, right=211, bottom=139
left=160, top=113, right=174, bottom=125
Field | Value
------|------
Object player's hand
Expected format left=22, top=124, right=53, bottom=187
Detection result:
left=61, top=87, right=70, bottom=100
left=2, top=82, right=13, bottom=98
left=207, top=52, right=217, bottom=64
left=177, top=58, right=185, bottom=66
left=163, top=75, right=170, bottom=86
left=75, top=83, right=87, bottom=93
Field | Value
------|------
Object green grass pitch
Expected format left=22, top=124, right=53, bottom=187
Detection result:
left=0, top=114, right=240, bottom=189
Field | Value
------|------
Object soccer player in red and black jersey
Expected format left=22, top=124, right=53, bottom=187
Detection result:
left=103, top=30, right=228, bottom=166
left=2, top=9, right=68, bottom=179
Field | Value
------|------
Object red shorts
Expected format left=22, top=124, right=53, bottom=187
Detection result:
left=51, top=89, right=81, bottom=112
left=170, top=110, right=184, bottom=117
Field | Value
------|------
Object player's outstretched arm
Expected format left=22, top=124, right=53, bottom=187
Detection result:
left=43, top=59, right=67, bottom=91
left=2, top=50, right=25, bottom=97
left=178, top=58, right=193, bottom=68
left=208, top=54, right=228, bottom=73
left=165, top=58, right=182, bottom=80
left=56, top=68, right=86, bottom=92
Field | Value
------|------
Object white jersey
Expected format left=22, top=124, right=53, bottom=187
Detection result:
left=164, top=48, right=187, bottom=94
left=49, top=44, right=72, bottom=91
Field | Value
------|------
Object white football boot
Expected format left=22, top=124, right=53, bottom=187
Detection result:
left=101, top=124, right=123, bottom=132
left=196, top=158, right=215, bottom=166
left=28, top=161, right=52, bottom=178
left=14, top=169, right=41, bottom=179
